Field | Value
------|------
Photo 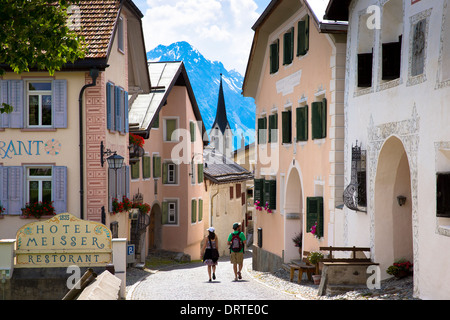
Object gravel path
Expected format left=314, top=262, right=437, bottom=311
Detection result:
left=126, top=250, right=419, bottom=300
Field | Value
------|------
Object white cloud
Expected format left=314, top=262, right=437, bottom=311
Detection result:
left=141, top=0, right=262, bottom=74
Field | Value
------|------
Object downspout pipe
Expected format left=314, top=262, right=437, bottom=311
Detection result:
left=79, top=68, right=99, bottom=220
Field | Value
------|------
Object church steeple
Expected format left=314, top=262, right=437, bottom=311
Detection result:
left=211, top=73, right=230, bottom=134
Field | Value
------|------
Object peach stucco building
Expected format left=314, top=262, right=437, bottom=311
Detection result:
left=0, top=1, right=150, bottom=242
left=129, top=61, right=208, bottom=261
left=243, top=0, right=347, bottom=271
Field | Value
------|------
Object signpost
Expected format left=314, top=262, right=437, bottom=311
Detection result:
left=15, top=213, right=112, bottom=268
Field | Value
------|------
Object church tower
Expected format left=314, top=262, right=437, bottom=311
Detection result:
left=210, top=74, right=233, bottom=160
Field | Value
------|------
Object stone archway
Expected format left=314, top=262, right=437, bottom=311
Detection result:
left=284, top=166, right=303, bottom=262
left=374, top=136, right=413, bottom=279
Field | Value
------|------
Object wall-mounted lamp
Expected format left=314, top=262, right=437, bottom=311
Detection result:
left=100, top=141, right=124, bottom=169
left=189, top=153, right=203, bottom=176
left=397, top=195, right=406, bottom=206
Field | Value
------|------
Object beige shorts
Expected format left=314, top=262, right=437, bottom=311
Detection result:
left=230, top=251, right=244, bottom=265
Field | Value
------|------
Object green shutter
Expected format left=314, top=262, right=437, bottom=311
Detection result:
left=297, top=15, right=309, bottom=56
left=283, top=28, right=294, bottom=65
left=306, top=197, right=324, bottom=237
left=142, top=156, right=151, bottom=179
left=191, top=199, right=197, bottom=223
left=258, top=117, right=267, bottom=144
left=162, top=201, right=168, bottom=224
left=268, top=113, right=278, bottom=143
left=254, top=178, right=265, bottom=205
left=152, top=111, right=159, bottom=128
left=270, top=39, right=279, bottom=74
left=190, top=121, right=195, bottom=142
left=269, top=180, right=276, bottom=210
left=282, top=110, right=292, bottom=144
left=162, top=162, right=168, bottom=184
left=321, top=98, right=327, bottom=138
left=131, top=160, right=140, bottom=179
left=153, top=155, right=161, bottom=178
left=166, top=119, right=176, bottom=141
left=312, top=99, right=327, bottom=139
left=199, top=199, right=203, bottom=221
left=264, top=180, right=271, bottom=208
left=197, top=163, right=204, bottom=183
left=296, top=105, right=308, bottom=141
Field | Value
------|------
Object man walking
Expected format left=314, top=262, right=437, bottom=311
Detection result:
left=228, top=222, right=246, bottom=281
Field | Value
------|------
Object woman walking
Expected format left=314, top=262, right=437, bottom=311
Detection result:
left=202, top=227, right=219, bottom=282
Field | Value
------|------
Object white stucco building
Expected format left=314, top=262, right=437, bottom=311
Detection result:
left=326, top=0, right=450, bottom=299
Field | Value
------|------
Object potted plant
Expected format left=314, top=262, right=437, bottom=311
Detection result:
left=0, top=203, right=5, bottom=218
left=21, top=201, right=55, bottom=219
left=133, top=202, right=151, bottom=214
left=129, top=133, right=145, bottom=159
left=292, top=232, right=302, bottom=255
left=308, top=251, right=324, bottom=278
left=386, top=258, right=413, bottom=279
left=111, top=198, right=124, bottom=214
left=121, top=196, right=133, bottom=212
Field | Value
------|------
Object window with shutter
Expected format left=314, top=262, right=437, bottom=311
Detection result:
left=297, top=15, right=309, bottom=56
left=306, top=197, right=324, bottom=237
left=131, top=160, right=140, bottom=180
left=230, top=186, right=234, bottom=200
left=197, top=163, right=204, bottom=183
left=283, top=27, right=294, bottom=65
left=162, top=200, right=178, bottom=224
left=358, top=52, right=373, bottom=87
left=270, top=39, right=279, bottom=74
left=382, top=35, right=402, bottom=80
left=199, top=199, right=203, bottom=221
left=268, top=180, right=276, bottom=210
left=52, top=166, right=67, bottom=214
left=236, top=183, right=241, bottom=198
left=106, top=82, right=114, bottom=131
left=282, top=110, right=292, bottom=144
left=190, top=121, right=196, bottom=142
left=254, top=179, right=264, bottom=205
left=124, top=91, right=129, bottom=133
left=142, top=155, right=151, bottom=179
left=8, top=166, right=24, bottom=214
left=153, top=155, right=161, bottom=178
left=191, top=199, right=197, bottom=223
left=165, top=118, right=178, bottom=142
left=311, top=99, right=327, bottom=140
left=296, top=105, right=308, bottom=142
left=258, top=117, right=267, bottom=144
left=268, top=113, right=278, bottom=143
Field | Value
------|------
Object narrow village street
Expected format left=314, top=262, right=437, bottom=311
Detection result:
left=126, top=250, right=299, bottom=300
left=126, top=249, right=417, bottom=301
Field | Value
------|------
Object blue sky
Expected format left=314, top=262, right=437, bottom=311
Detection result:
left=132, top=0, right=271, bottom=75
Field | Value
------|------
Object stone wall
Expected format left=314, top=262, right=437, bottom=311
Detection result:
left=0, top=267, right=106, bottom=300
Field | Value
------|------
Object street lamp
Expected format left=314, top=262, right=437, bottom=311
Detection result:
left=100, top=141, right=124, bottom=168
left=107, top=153, right=124, bottom=170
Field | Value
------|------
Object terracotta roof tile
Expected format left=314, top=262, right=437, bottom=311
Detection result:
left=76, top=0, right=120, bottom=59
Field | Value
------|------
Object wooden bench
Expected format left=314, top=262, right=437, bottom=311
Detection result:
left=319, top=246, right=371, bottom=262
left=317, top=246, right=379, bottom=296
left=289, top=251, right=316, bottom=283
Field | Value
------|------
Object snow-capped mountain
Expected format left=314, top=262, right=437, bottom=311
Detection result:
left=147, top=41, right=255, bottom=149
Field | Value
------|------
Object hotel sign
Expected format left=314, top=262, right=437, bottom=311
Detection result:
left=15, top=213, right=112, bottom=268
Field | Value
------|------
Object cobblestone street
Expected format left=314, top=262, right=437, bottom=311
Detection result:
left=126, top=251, right=299, bottom=300
left=126, top=249, right=418, bottom=301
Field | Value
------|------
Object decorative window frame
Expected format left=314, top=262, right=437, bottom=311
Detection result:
left=376, top=0, right=405, bottom=92
left=406, top=8, right=432, bottom=87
